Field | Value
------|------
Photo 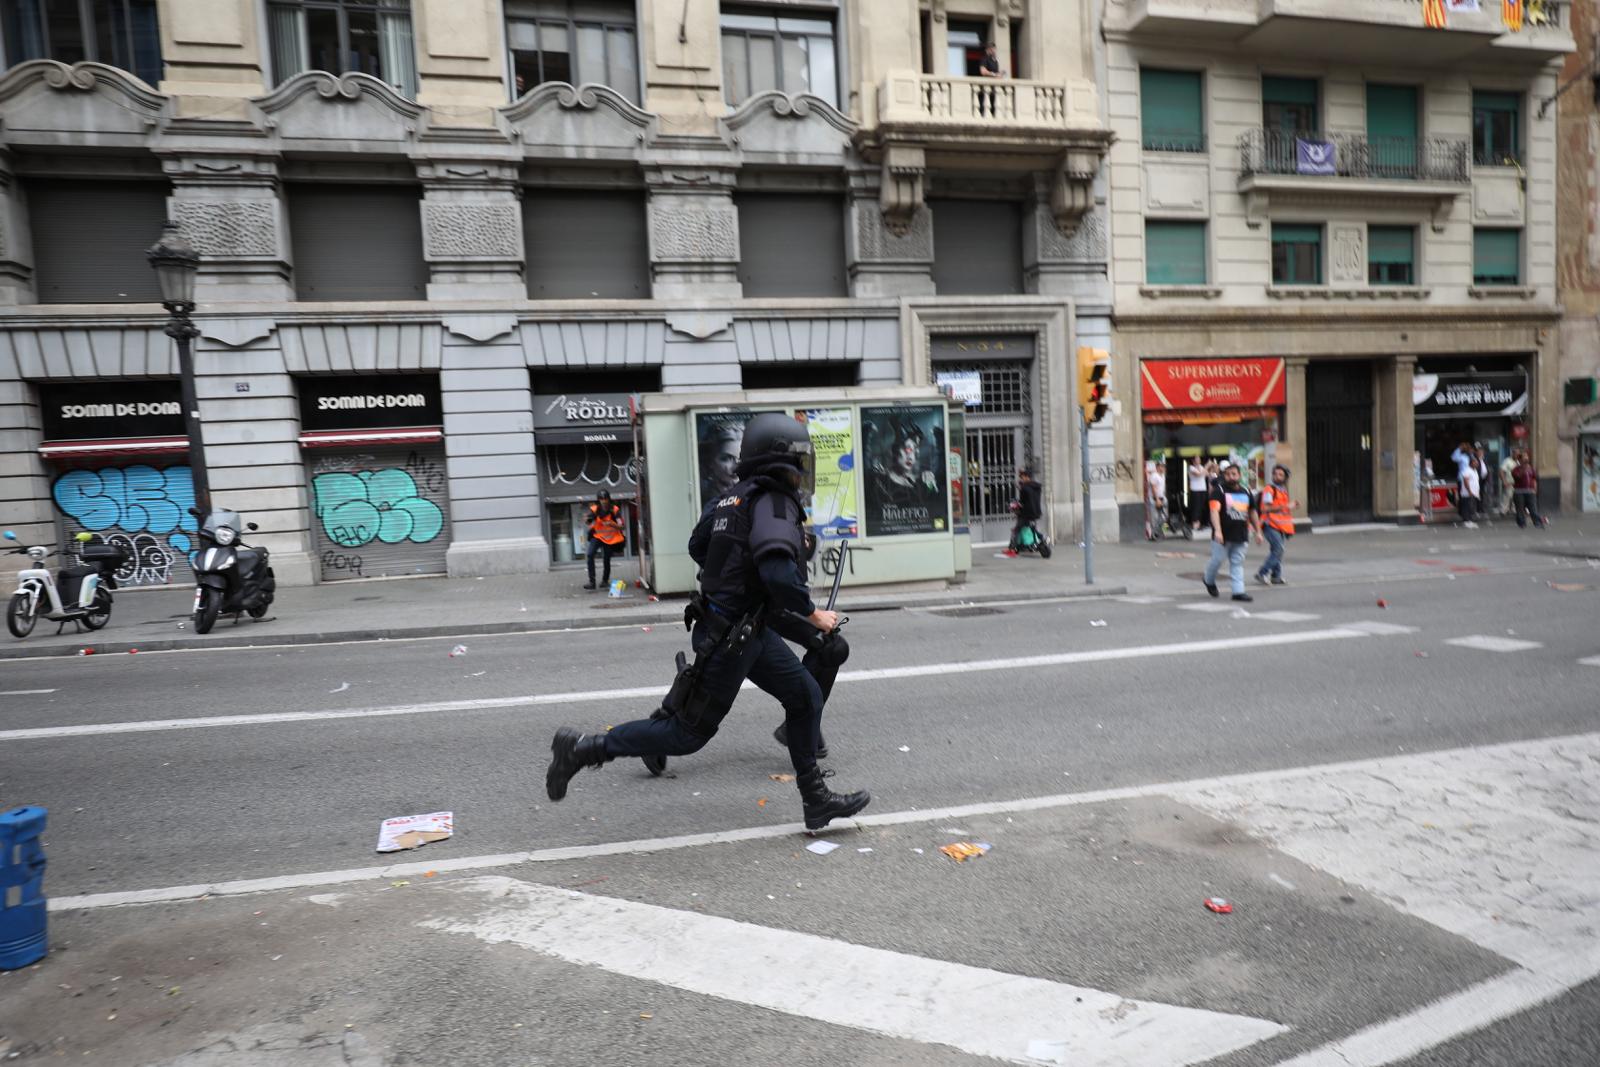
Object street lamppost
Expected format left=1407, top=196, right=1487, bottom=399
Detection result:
left=145, top=221, right=210, bottom=515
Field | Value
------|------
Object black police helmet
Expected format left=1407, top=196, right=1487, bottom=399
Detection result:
left=736, top=411, right=812, bottom=478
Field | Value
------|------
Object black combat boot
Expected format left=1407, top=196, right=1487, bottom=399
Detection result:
left=774, top=721, right=828, bottom=760
left=796, top=766, right=869, bottom=831
left=546, top=727, right=612, bottom=801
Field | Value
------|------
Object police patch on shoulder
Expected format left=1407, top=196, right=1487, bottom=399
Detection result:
left=717, top=495, right=742, bottom=507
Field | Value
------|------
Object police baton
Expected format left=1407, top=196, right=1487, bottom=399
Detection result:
left=824, top=539, right=849, bottom=623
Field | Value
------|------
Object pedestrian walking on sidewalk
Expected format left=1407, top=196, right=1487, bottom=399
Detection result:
left=1512, top=451, right=1546, bottom=528
left=583, top=490, right=625, bottom=590
left=1187, top=457, right=1208, bottom=531
left=1255, top=464, right=1295, bottom=586
left=1203, top=463, right=1258, bottom=602
left=1497, top=449, right=1516, bottom=517
left=1458, top=460, right=1481, bottom=528
left=545, top=412, right=871, bottom=831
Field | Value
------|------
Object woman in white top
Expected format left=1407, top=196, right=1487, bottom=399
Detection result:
left=1187, top=457, right=1208, bottom=530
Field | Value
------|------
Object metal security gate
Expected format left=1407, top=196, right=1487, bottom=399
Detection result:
left=50, top=458, right=197, bottom=588
left=1306, top=362, right=1373, bottom=523
left=306, top=444, right=451, bottom=581
left=941, top=358, right=1033, bottom=543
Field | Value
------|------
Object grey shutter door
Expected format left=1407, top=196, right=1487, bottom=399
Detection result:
left=930, top=199, right=1024, bottom=295
left=307, top=444, right=452, bottom=581
left=736, top=194, right=847, bottom=297
left=523, top=190, right=651, bottom=298
left=25, top=180, right=170, bottom=303
left=51, top=458, right=197, bottom=588
left=287, top=185, right=429, bottom=301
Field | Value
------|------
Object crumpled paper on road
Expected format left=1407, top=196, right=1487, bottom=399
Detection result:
left=376, top=811, right=454, bottom=853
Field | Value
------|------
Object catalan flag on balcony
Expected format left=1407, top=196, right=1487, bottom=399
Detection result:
left=1424, top=0, right=1447, bottom=28
left=1503, top=0, right=1524, bottom=30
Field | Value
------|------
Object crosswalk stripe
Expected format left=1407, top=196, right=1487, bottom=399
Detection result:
left=1117, top=595, right=1173, bottom=604
left=423, top=876, right=1288, bottom=1067
left=1247, top=611, right=1320, bottom=623
left=1179, top=603, right=1237, bottom=613
left=1445, top=635, right=1543, bottom=653
left=1578, top=656, right=1600, bottom=668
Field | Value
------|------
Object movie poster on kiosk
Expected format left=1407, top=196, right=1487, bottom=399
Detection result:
left=797, top=408, right=858, bottom=538
left=695, top=410, right=754, bottom=509
left=861, top=405, right=948, bottom=536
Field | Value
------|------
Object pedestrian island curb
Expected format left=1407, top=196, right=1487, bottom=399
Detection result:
left=0, top=584, right=1127, bottom=660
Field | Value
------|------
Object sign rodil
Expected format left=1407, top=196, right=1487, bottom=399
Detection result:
left=531, top=392, right=637, bottom=429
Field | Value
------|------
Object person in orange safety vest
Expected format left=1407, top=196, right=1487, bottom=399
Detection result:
left=1254, top=464, right=1296, bottom=586
left=584, top=490, right=625, bottom=590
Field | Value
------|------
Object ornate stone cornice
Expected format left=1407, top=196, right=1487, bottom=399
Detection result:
left=499, top=82, right=655, bottom=139
left=723, top=91, right=858, bottom=137
left=254, top=71, right=427, bottom=128
left=0, top=59, right=168, bottom=120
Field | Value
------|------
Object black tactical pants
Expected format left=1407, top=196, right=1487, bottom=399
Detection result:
left=601, top=622, right=824, bottom=773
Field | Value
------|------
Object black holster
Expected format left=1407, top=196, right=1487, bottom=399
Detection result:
left=659, top=599, right=761, bottom=738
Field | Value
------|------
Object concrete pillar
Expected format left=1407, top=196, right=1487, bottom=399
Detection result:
left=1373, top=355, right=1417, bottom=521
left=413, top=0, right=507, bottom=127
left=640, top=0, right=724, bottom=137
left=0, top=378, right=52, bottom=548
left=644, top=164, right=742, bottom=300
left=1530, top=327, right=1562, bottom=513
left=1024, top=174, right=1107, bottom=302
left=155, top=0, right=268, bottom=120
left=1285, top=357, right=1310, bottom=525
left=162, top=153, right=294, bottom=302
left=0, top=150, right=35, bottom=305
left=846, top=170, right=934, bottom=297
left=417, top=160, right=525, bottom=301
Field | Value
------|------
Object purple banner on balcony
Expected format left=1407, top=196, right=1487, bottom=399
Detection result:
left=1296, top=139, right=1337, bottom=176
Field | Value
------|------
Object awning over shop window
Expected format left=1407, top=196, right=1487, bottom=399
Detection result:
left=40, top=436, right=189, bottom=459
left=298, top=427, right=444, bottom=448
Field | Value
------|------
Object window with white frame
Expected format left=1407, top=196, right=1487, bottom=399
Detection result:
left=720, top=7, right=836, bottom=109
left=267, top=0, right=417, bottom=98
left=0, top=0, right=161, bottom=85
left=506, top=0, right=638, bottom=103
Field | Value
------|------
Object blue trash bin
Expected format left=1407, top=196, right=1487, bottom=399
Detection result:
left=0, top=806, right=47, bottom=970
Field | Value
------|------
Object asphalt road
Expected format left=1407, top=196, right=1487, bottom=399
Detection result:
left=2, top=557, right=1597, bottom=1067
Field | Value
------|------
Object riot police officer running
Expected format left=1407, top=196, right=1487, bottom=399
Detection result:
left=544, top=412, right=872, bottom=831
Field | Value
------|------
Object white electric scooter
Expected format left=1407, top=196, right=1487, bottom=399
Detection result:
left=3, top=530, right=129, bottom=639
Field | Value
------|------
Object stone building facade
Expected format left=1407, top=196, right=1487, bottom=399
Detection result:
left=1555, top=0, right=1600, bottom=513
left=0, top=0, right=1113, bottom=588
left=1103, top=0, right=1571, bottom=533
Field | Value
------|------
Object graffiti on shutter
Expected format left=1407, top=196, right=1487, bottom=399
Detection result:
left=50, top=462, right=198, bottom=587
left=308, top=446, right=451, bottom=581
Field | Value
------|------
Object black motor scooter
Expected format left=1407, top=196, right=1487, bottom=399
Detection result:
left=189, top=506, right=276, bottom=634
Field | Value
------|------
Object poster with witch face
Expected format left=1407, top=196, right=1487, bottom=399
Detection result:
left=695, top=410, right=753, bottom=510
left=861, top=405, right=948, bottom=536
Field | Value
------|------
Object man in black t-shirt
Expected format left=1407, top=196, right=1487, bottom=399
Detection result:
left=978, top=43, right=1005, bottom=78
left=1202, top=463, right=1259, bottom=602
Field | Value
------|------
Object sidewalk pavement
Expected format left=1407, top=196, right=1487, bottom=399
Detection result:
left=3, top=517, right=1595, bottom=659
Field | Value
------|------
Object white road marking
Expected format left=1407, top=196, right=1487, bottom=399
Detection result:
left=1173, top=733, right=1600, bottom=1067
left=423, top=876, right=1286, bottom=1067
left=1117, top=595, right=1173, bottom=604
left=1445, top=635, right=1544, bottom=653
left=1577, top=655, right=1600, bottom=668
left=1271, top=961, right=1599, bottom=1067
left=49, top=729, right=1599, bottom=914
left=0, top=688, right=56, bottom=696
left=2, top=627, right=1375, bottom=742
left=1248, top=611, right=1320, bottom=623
left=1179, top=603, right=1237, bottom=613
left=1338, top=621, right=1421, bottom=636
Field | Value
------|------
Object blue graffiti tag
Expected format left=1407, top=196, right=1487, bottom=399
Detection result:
left=51, top=465, right=197, bottom=585
left=311, top=468, right=444, bottom=549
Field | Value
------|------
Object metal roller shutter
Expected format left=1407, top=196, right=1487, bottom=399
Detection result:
left=523, top=190, right=651, bottom=299
left=930, top=199, right=1023, bottom=296
left=25, top=179, right=170, bottom=303
left=307, top=444, right=452, bottom=581
left=287, top=184, right=429, bottom=302
left=736, top=194, right=847, bottom=297
left=49, top=458, right=197, bottom=588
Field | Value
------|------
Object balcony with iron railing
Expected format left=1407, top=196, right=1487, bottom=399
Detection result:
left=1238, top=128, right=1470, bottom=184
left=1108, top=0, right=1572, bottom=65
left=1235, top=128, right=1472, bottom=229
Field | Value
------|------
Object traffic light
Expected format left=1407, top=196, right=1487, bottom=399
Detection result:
left=1077, top=346, right=1111, bottom=425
